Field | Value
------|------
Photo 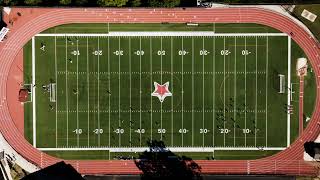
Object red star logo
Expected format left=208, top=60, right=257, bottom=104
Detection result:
left=151, top=82, right=172, bottom=103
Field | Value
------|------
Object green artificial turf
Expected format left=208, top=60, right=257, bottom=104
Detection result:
left=23, top=23, right=313, bottom=160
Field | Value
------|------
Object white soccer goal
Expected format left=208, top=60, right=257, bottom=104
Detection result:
left=49, top=83, right=56, bottom=102
left=279, top=74, right=285, bottom=94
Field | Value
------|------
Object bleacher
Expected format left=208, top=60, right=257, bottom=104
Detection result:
left=0, top=27, right=9, bottom=42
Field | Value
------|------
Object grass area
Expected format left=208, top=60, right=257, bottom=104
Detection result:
left=23, top=23, right=313, bottom=160
left=23, top=40, right=33, bottom=144
left=41, top=23, right=281, bottom=34
left=290, top=40, right=316, bottom=134
left=213, top=150, right=280, bottom=160
left=293, top=5, right=320, bottom=41
left=45, top=150, right=110, bottom=160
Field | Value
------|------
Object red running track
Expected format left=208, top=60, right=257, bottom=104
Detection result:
left=1, top=7, right=320, bottom=175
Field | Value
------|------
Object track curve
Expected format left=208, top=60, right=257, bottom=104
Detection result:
left=1, top=7, right=320, bottom=175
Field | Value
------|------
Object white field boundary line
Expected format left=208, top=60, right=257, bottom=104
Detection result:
left=287, top=36, right=291, bottom=147
left=38, top=147, right=287, bottom=152
left=35, top=32, right=288, bottom=37
left=55, top=37, right=58, bottom=148
left=32, top=36, right=36, bottom=147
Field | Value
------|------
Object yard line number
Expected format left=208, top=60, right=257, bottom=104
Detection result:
left=73, top=129, right=82, bottom=134
left=220, top=50, right=231, bottom=56
left=220, top=128, right=230, bottom=134
left=93, top=50, right=102, bottom=56
left=114, top=128, right=124, bottom=134
left=93, top=128, right=103, bottom=134
left=135, top=129, right=145, bottom=134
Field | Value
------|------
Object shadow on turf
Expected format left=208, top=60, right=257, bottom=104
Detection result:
left=134, top=140, right=202, bottom=179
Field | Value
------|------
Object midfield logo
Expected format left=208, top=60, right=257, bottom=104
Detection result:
left=151, top=82, right=172, bottom=103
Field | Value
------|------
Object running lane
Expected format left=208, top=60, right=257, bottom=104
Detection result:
left=1, top=7, right=320, bottom=175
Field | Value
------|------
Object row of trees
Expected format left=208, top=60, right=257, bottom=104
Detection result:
left=0, top=0, right=190, bottom=7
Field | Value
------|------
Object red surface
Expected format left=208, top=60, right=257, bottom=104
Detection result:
left=6, top=47, right=24, bottom=135
left=2, top=7, right=320, bottom=175
left=299, top=76, right=304, bottom=136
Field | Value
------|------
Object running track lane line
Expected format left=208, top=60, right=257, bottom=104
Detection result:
left=1, top=7, right=320, bottom=175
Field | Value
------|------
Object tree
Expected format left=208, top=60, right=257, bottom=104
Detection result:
left=97, top=0, right=128, bottom=7
left=59, top=0, right=71, bottom=5
left=130, top=0, right=141, bottom=7
left=148, top=0, right=180, bottom=7
left=24, top=0, right=42, bottom=5
left=74, top=0, right=88, bottom=5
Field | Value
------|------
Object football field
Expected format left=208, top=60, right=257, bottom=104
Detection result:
left=25, top=30, right=292, bottom=153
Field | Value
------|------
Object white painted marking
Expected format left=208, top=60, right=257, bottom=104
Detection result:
left=287, top=36, right=291, bottom=147
left=76, top=38, right=79, bottom=147
left=38, top=147, right=287, bottom=151
left=65, top=37, right=69, bottom=147
left=266, top=37, right=269, bottom=147
left=87, top=37, right=90, bottom=147
left=32, top=36, right=36, bottom=147
left=55, top=36, right=58, bottom=148
left=36, top=33, right=288, bottom=37
left=244, top=36, right=247, bottom=147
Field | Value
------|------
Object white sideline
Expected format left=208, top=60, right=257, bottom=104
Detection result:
left=35, top=32, right=288, bottom=37
left=38, top=147, right=286, bottom=152
left=32, top=37, right=36, bottom=147
left=287, top=36, right=291, bottom=147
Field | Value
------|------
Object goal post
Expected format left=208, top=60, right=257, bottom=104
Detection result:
left=49, top=83, right=56, bottom=102
left=278, top=74, right=285, bottom=94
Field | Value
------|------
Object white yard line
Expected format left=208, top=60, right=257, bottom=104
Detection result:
left=32, top=37, right=36, bottom=147
left=150, top=38, right=153, bottom=141
left=129, top=37, right=132, bottom=146
left=202, top=37, right=205, bottom=147
left=212, top=36, right=215, bottom=147
left=171, top=37, right=174, bottom=146
left=244, top=36, right=247, bottom=147
left=255, top=37, right=258, bottom=147
left=160, top=36, right=163, bottom=141
left=97, top=37, right=101, bottom=146
left=36, top=33, right=288, bottom=37
left=108, top=36, right=111, bottom=147
left=65, top=37, right=69, bottom=147
left=139, top=37, right=142, bottom=146
left=118, top=37, right=121, bottom=147
left=87, top=37, right=90, bottom=147
left=287, top=36, right=291, bottom=147
left=266, top=37, right=269, bottom=147
left=181, top=37, right=184, bottom=146
left=58, top=71, right=265, bottom=75
left=77, top=38, right=79, bottom=147
left=223, top=36, right=226, bottom=147
left=234, top=37, right=237, bottom=147
left=192, top=37, right=194, bottom=146
left=38, top=146, right=287, bottom=151
left=55, top=37, right=58, bottom=147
